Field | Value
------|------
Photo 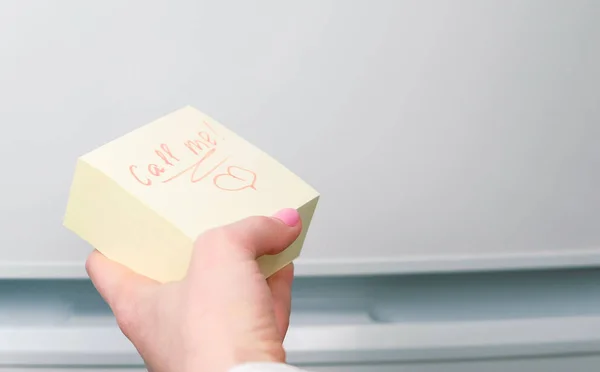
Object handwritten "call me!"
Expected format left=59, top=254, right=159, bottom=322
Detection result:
left=128, top=122, right=257, bottom=192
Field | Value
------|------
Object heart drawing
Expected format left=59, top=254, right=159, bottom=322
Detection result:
left=213, top=165, right=257, bottom=192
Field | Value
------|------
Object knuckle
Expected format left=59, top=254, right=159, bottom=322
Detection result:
left=194, top=225, right=248, bottom=255
left=113, top=300, right=140, bottom=337
left=193, top=215, right=275, bottom=256
left=198, top=226, right=239, bottom=246
left=221, top=225, right=251, bottom=248
left=249, top=215, right=274, bottom=229
left=264, top=343, right=287, bottom=363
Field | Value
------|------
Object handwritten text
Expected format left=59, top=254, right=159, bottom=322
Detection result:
left=128, top=122, right=257, bottom=192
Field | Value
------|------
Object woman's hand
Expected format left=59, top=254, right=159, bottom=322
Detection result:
left=86, top=208, right=302, bottom=372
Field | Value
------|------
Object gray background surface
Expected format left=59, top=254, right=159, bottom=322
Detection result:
left=0, top=0, right=599, bottom=277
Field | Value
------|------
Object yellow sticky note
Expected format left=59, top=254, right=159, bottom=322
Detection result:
left=64, top=106, right=319, bottom=283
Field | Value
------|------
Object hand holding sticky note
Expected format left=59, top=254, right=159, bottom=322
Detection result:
left=64, top=106, right=319, bottom=282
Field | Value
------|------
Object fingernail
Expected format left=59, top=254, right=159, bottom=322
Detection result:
left=272, top=208, right=300, bottom=227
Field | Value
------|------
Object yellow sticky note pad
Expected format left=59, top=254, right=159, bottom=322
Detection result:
left=64, top=106, right=319, bottom=283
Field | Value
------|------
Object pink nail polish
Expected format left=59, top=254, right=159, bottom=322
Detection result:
left=273, top=208, right=300, bottom=227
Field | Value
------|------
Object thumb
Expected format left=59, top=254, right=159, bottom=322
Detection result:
left=192, top=208, right=302, bottom=264
left=86, top=250, right=158, bottom=326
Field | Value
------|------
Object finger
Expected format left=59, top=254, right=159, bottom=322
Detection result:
left=86, top=250, right=158, bottom=317
left=267, top=263, right=295, bottom=340
left=193, top=208, right=302, bottom=263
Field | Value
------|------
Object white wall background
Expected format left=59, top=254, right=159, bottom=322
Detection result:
left=0, top=0, right=598, bottom=276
